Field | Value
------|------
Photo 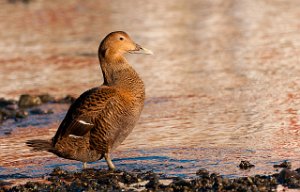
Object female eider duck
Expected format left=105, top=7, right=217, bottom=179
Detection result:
left=52, top=31, right=152, bottom=169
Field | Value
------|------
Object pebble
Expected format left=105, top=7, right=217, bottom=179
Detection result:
left=239, top=160, right=255, bottom=169
left=0, top=94, right=74, bottom=124
left=274, top=160, right=292, bottom=169
left=18, top=94, right=42, bottom=108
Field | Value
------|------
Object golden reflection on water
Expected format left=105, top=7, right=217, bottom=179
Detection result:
left=1, top=0, right=300, bottom=180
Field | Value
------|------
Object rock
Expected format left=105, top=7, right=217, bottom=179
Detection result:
left=18, top=94, right=42, bottom=108
left=121, top=171, right=139, bottom=184
left=30, top=108, right=54, bottom=115
left=0, top=108, right=15, bottom=120
left=8, top=0, right=31, bottom=4
left=196, top=168, right=210, bottom=178
left=0, top=94, right=76, bottom=125
left=0, top=98, right=16, bottom=108
left=38, top=94, right=56, bottom=103
left=274, top=160, right=292, bottom=169
left=277, top=168, right=300, bottom=188
left=169, top=178, right=193, bottom=191
left=145, top=175, right=161, bottom=190
left=0, top=168, right=283, bottom=191
left=57, top=95, right=76, bottom=104
left=4, top=131, right=11, bottom=135
left=239, top=160, right=255, bottom=169
left=49, top=167, right=67, bottom=177
left=15, top=110, right=29, bottom=118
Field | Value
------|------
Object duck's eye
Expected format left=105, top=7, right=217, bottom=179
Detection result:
left=119, top=37, right=124, bottom=41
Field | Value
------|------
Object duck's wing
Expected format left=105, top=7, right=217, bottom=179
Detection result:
left=52, top=86, right=116, bottom=145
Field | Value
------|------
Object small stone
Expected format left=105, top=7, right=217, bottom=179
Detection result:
left=15, top=110, right=29, bottom=118
left=4, top=131, right=12, bottom=135
left=50, top=167, right=67, bottom=177
left=121, top=172, right=139, bottom=184
left=0, top=108, right=12, bottom=120
left=145, top=175, right=160, bottom=190
left=0, top=98, right=16, bottom=108
left=239, top=160, right=255, bottom=169
left=170, top=178, right=193, bottom=191
left=30, top=108, right=54, bottom=115
left=38, top=94, right=56, bottom=103
left=277, top=169, right=300, bottom=188
left=273, top=160, right=292, bottom=169
left=56, top=95, right=76, bottom=104
left=18, top=94, right=42, bottom=108
left=196, top=168, right=210, bottom=178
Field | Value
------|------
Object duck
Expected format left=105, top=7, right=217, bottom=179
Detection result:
left=28, top=31, right=152, bottom=170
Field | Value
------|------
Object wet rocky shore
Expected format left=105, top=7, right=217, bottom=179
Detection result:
left=0, top=94, right=75, bottom=131
left=1, top=94, right=300, bottom=191
left=1, top=164, right=300, bottom=191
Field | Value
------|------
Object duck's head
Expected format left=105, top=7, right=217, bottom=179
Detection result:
left=99, top=31, right=153, bottom=58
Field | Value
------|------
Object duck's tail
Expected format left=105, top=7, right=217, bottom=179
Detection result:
left=26, top=139, right=55, bottom=153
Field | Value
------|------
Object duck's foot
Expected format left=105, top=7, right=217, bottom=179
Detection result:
left=104, top=153, right=115, bottom=170
left=83, top=162, right=87, bottom=169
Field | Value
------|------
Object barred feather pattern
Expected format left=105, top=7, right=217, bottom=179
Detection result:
left=52, top=60, right=144, bottom=162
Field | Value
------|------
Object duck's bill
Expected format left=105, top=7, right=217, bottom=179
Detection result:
left=129, top=44, right=153, bottom=55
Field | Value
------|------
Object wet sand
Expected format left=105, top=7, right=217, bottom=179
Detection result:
left=1, top=0, right=300, bottom=188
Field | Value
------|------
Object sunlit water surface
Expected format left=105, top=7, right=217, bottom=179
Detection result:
left=1, top=0, right=300, bottom=185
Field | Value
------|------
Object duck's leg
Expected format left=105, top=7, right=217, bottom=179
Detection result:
left=104, top=153, right=115, bottom=170
left=83, top=162, right=87, bottom=169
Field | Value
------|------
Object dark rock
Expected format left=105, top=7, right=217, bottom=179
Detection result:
left=18, top=94, right=42, bottom=108
left=15, top=110, right=29, bottom=118
left=57, top=95, right=76, bottom=104
left=145, top=174, right=160, bottom=190
left=8, top=0, right=31, bottom=4
left=38, top=94, right=56, bottom=103
left=121, top=171, right=139, bottom=184
left=140, top=170, right=158, bottom=180
left=277, top=168, right=300, bottom=188
left=30, top=108, right=54, bottom=115
left=0, top=167, right=283, bottom=192
left=0, top=98, right=16, bottom=108
left=295, top=168, right=300, bottom=175
left=239, top=160, right=255, bottom=169
left=0, top=108, right=15, bottom=120
left=169, top=178, right=193, bottom=191
left=9, top=162, right=300, bottom=192
left=0, top=93, right=76, bottom=125
left=196, top=168, right=210, bottom=178
left=274, top=160, right=292, bottom=169
left=49, top=167, right=68, bottom=177
left=4, top=131, right=11, bottom=135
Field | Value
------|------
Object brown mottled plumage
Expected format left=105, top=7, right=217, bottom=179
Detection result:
left=27, top=31, right=152, bottom=169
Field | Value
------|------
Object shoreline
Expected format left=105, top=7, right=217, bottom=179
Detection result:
left=1, top=165, right=300, bottom=191
left=1, top=94, right=300, bottom=191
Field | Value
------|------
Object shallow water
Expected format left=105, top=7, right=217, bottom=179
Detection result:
left=1, top=0, right=300, bottom=184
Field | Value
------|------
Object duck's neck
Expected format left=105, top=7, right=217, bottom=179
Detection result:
left=99, top=53, right=126, bottom=85
left=99, top=54, right=144, bottom=91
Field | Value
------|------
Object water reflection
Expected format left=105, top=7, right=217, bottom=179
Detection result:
left=1, top=0, right=300, bottom=182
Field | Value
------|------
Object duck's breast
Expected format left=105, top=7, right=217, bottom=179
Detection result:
left=90, top=88, right=145, bottom=152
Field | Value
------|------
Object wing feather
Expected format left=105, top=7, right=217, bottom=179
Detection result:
left=52, top=86, right=116, bottom=145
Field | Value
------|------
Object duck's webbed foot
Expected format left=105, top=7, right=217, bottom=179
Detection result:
left=104, top=153, right=115, bottom=170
